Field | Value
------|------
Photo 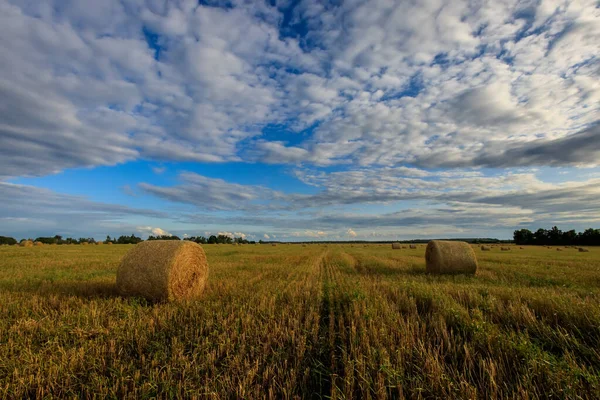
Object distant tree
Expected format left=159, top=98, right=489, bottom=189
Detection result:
left=513, top=229, right=534, bottom=245
left=0, top=236, right=17, bottom=245
left=148, top=235, right=181, bottom=241
left=185, top=236, right=208, bottom=244
left=116, top=234, right=142, bottom=244
left=207, top=235, right=218, bottom=244
left=217, top=235, right=233, bottom=244
left=515, top=227, right=599, bottom=246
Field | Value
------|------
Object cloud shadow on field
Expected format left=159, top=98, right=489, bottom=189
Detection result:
left=8, top=279, right=120, bottom=299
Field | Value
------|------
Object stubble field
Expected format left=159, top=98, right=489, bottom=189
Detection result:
left=1, top=244, right=599, bottom=399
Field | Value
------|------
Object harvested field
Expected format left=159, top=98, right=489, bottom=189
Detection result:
left=0, top=244, right=599, bottom=398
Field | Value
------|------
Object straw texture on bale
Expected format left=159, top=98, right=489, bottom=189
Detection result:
left=481, top=245, right=491, bottom=251
left=106, top=242, right=113, bottom=245
left=392, top=243, right=401, bottom=249
left=81, top=242, right=89, bottom=246
left=410, top=244, right=417, bottom=249
left=96, top=242, right=103, bottom=245
left=501, top=247, right=510, bottom=251
left=425, top=240, right=477, bottom=275
left=34, top=241, right=43, bottom=246
left=579, top=248, right=589, bottom=253
left=20, top=240, right=34, bottom=247
left=117, top=240, right=208, bottom=302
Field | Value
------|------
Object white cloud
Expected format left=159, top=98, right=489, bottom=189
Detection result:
left=346, top=228, right=357, bottom=238
left=1, top=0, right=598, bottom=180
left=137, top=226, right=171, bottom=237
left=263, top=234, right=270, bottom=239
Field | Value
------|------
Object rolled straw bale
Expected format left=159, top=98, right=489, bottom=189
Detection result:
left=106, top=242, right=113, bottom=245
left=579, top=248, right=589, bottom=253
left=20, top=240, right=34, bottom=247
left=556, top=248, right=562, bottom=251
left=410, top=244, right=417, bottom=249
left=392, top=242, right=401, bottom=249
left=96, top=242, right=103, bottom=245
left=81, top=242, right=89, bottom=246
left=425, top=240, right=477, bottom=275
left=481, top=246, right=491, bottom=251
left=34, top=241, right=43, bottom=246
left=272, top=244, right=277, bottom=247
left=520, top=247, right=524, bottom=249
left=501, top=247, right=510, bottom=251
left=117, top=240, right=208, bottom=301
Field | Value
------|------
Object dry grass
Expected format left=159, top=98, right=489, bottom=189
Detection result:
left=0, top=244, right=599, bottom=398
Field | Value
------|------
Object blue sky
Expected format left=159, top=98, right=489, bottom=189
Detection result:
left=1, top=0, right=599, bottom=241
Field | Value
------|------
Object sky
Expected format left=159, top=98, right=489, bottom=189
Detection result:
left=1, top=0, right=599, bottom=242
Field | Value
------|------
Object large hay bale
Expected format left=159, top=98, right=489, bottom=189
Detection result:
left=34, top=241, right=44, bottom=247
left=579, top=248, right=589, bottom=253
left=425, top=240, right=477, bottom=275
left=481, top=245, right=491, bottom=251
left=410, top=244, right=417, bottom=249
left=392, top=242, right=401, bottom=249
left=106, top=242, right=113, bottom=245
left=81, top=242, right=89, bottom=246
left=501, top=247, right=510, bottom=251
left=117, top=240, right=208, bottom=302
left=96, top=242, right=103, bottom=245
left=20, top=240, right=34, bottom=247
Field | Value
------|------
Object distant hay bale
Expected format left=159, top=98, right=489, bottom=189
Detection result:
left=520, top=247, right=524, bottom=249
left=402, top=246, right=407, bottom=249
left=34, top=241, right=44, bottom=246
left=81, top=242, right=89, bottom=246
left=392, top=243, right=401, bottom=249
left=579, top=248, right=589, bottom=253
left=302, top=244, right=307, bottom=247
left=425, top=240, right=477, bottom=275
left=501, top=247, right=511, bottom=251
left=96, top=242, right=103, bottom=245
left=481, top=246, right=491, bottom=251
left=117, top=240, right=208, bottom=302
left=272, top=243, right=277, bottom=247
left=556, top=248, right=562, bottom=251
left=106, top=242, right=113, bottom=245
left=410, top=244, right=417, bottom=249
left=20, top=240, right=34, bottom=247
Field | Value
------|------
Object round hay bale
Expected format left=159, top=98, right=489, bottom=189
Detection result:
left=20, top=240, right=34, bottom=247
left=501, top=247, right=510, bottom=251
left=117, top=240, right=208, bottom=302
left=96, top=242, right=103, bottom=245
left=556, top=248, right=562, bottom=251
left=106, top=242, right=113, bottom=245
left=34, top=241, right=44, bottom=246
left=392, top=242, right=401, bottom=249
left=481, top=245, right=491, bottom=251
left=81, top=242, right=89, bottom=246
left=579, top=248, right=589, bottom=253
left=409, top=244, right=417, bottom=249
left=425, top=240, right=477, bottom=275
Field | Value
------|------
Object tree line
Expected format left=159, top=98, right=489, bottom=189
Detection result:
left=0, top=233, right=255, bottom=245
left=514, top=227, right=600, bottom=246
left=0, top=234, right=144, bottom=245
